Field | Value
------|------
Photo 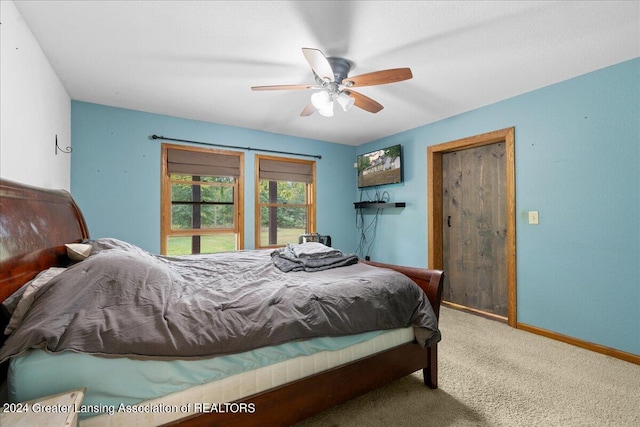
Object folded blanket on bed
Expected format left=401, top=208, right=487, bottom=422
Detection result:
left=289, top=242, right=342, bottom=259
left=271, top=243, right=358, bottom=272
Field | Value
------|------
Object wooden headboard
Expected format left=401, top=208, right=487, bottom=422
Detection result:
left=0, top=178, right=89, bottom=303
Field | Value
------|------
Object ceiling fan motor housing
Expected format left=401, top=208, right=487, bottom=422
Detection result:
left=327, top=57, right=353, bottom=84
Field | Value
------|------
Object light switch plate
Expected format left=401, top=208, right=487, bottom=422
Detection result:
left=528, top=211, right=539, bottom=225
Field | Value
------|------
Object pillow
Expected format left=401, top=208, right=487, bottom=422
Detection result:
left=4, top=267, right=66, bottom=335
left=65, top=243, right=92, bottom=261
left=89, top=238, right=151, bottom=257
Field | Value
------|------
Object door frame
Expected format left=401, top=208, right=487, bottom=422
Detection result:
left=427, top=127, right=517, bottom=327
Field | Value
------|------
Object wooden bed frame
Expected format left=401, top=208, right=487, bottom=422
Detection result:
left=0, top=178, right=444, bottom=427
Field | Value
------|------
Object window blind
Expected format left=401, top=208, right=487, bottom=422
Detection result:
left=258, top=159, right=314, bottom=183
left=167, top=149, right=240, bottom=177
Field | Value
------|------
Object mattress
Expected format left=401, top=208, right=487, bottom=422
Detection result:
left=9, top=327, right=414, bottom=427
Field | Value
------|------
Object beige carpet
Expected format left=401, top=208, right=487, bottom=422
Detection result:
left=295, top=306, right=640, bottom=426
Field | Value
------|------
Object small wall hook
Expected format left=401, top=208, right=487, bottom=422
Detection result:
left=55, top=134, right=72, bottom=155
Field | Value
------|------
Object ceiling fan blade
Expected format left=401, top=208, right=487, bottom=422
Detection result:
left=344, top=90, right=384, bottom=113
left=300, top=103, right=316, bottom=117
left=302, top=48, right=334, bottom=82
left=251, top=84, right=316, bottom=91
left=343, top=68, right=412, bottom=87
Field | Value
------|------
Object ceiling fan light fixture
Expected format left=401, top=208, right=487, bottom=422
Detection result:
left=318, top=102, right=334, bottom=117
left=310, top=90, right=331, bottom=109
left=311, top=90, right=335, bottom=117
left=337, top=92, right=355, bottom=112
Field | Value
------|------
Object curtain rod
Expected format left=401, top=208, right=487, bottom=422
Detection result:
left=151, top=135, right=322, bottom=159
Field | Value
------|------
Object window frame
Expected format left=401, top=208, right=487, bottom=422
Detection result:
left=161, top=143, right=244, bottom=255
left=254, top=154, right=316, bottom=249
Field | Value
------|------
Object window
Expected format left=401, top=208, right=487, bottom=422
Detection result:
left=161, top=144, right=244, bottom=255
left=255, top=155, right=316, bottom=248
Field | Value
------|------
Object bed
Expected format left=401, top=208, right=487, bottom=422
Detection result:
left=0, top=178, right=444, bottom=426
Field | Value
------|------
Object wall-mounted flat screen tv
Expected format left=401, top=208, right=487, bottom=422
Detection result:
left=357, top=144, right=403, bottom=188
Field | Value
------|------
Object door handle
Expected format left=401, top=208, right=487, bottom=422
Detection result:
left=447, top=216, right=451, bottom=227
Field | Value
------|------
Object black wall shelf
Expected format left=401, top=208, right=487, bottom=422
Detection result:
left=354, top=201, right=406, bottom=209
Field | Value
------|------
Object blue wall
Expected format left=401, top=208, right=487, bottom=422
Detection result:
left=71, top=104, right=357, bottom=253
left=356, top=58, right=639, bottom=355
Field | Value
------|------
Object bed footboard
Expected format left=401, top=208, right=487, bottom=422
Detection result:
left=360, top=259, right=444, bottom=317
left=362, top=259, right=444, bottom=388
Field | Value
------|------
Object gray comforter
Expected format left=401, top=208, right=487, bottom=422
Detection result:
left=0, top=238, right=440, bottom=362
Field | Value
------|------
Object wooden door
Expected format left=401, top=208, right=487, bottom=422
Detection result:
left=442, top=142, right=507, bottom=317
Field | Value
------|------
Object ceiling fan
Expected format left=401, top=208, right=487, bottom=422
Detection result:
left=251, top=48, right=413, bottom=117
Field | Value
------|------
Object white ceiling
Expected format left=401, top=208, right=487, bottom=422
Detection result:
left=12, top=1, right=640, bottom=146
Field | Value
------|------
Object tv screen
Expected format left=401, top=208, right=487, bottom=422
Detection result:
left=357, top=144, right=402, bottom=188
